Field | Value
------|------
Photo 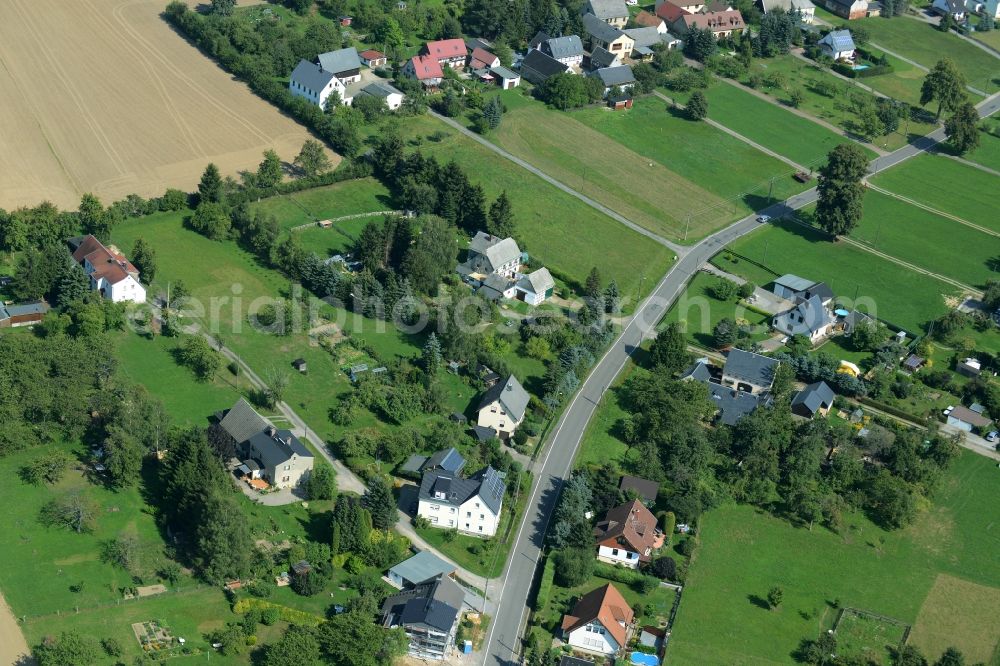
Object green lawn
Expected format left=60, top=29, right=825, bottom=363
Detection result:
left=855, top=49, right=931, bottom=106
left=575, top=364, right=636, bottom=469
left=250, top=177, right=393, bottom=232
left=962, top=117, right=1000, bottom=172
left=536, top=572, right=677, bottom=634
left=488, top=92, right=733, bottom=242
left=395, top=113, right=675, bottom=302
left=294, top=215, right=372, bottom=259
left=662, top=271, right=773, bottom=349
left=848, top=190, right=999, bottom=289
left=713, top=218, right=958, bottom=332
left=970, top=21, right=1000, bottom=51
left=855, top=16, right=1000, bottom=94
left=570, top=97, right=812, bottom=239
left=870, top=153, right=1000, bottom=234
left=666, top=451, right=1000, bottom=665
left=701, top=81, right=873, bottom=167
left=742, top=56, right=938, bottom=151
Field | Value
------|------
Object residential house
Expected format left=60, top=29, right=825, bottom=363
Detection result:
left=514, top=267, right=555, bottom=305
left=359, top=49, right=388, bottom=68
left=423, top=38, right=468, bottom=69
left=589, top=65, right=637, bottom=97
left=624, top=26, right=682, bottom=58
left=708, top=383, right=767, bottom=425
left=956, top=357, right=982, bottom=378
left=466, top=37, right=494, bottom=52
left=721, top=348, right=779, bottom=395
left=417, top=466, right=506, bottom=536
left=68, top=235, right=146, bottom=303
left=457, top=231, right=522, bottom=282
left=657, top=0, right=706, bottom=11
left=634, top=9, right=669, bottom=30
left=932, top=0, right=967, bottom=18
left=682, top=357, right=771, bottom=425
left=490, top=65, right=521, bottom=88
left=819, top=0, right=872, bottom=19
left=476, top=374, right=530, bottom=438
left=401, top=447, right=467, bottom=478
left=619, top=475, right=659, bottom=505
left=818, top=29, right=856, bottom=61
left=947, top=405, right=992, bottom=433
left=402, top=55, right=444, bottom=87
left=583, top=13, right=637, bottom=54
left=583, top=0, right=632, bottom=27
left=381, top=575, right=464, bottom=660
left=561, top=583, right=635, bottom=655
left=974, top=0, right=1000, bottom=19
left=0, top=301, right=48, bottom=328
left=339, top=15, right=353, bottom=25
left=542, top=35, right=586, bottom=67
left=791, top=381, right=835, bottom=418
left=357, top=81, right=405, bottom=110
left=771, top=274, right=834, bottom=305
left=520, top=49, right=572, bottom=84
left=672, top=8, right=746, bottom=38
left=387, top=551, right=456, bottom=589
left=594, top=499, right=662, bottom=567
left=902, top=354, right=925, bottom=374
left=317, top=47, right=362, bottom=84
left=468, top=47, right=500, bottom=70
left=772, top=294, right=834, bottom=343
left=217, top=398, right=314, bottom=489
left=760, top=0, right=817, bottom=21
left=289, top=58, right=345, bottom=108
left=589, top=46, right=622, bottom=70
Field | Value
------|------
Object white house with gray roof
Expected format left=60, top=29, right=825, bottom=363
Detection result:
left=772, top=294, right=834, bottom=343
left=720, top=348, right=779, bottom=395
left=542, top=35, right=585, bottom=66
left=515, top=267, right=556, bottom=305
left=317, top=47, right=362, bottom=83
left=388, top=551, right=457, bottom=588
left=289, top=59, right=345, bottom=109
left=583, top=0, right=631, bottom=27
left=818, top=30, right=856, bottom=61
left=217, top=398, right=314, bottom=489
left=382, top=574, right=465, bottom=659
left=589, top=65, right=636, bottom=97
left=457, top=231, right=522, bottom=281
left=477, top=374, right=530, bottom=438
left=417, top=466, right=506, bottom=536
left=356, top=81, right=405, bottom=110
left=759, top=0, right=816, bottom=21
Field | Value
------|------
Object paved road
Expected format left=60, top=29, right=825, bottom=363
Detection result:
left=429, top=110, right=688, bottom=255
left=480, top=91, right=1000, bottom=666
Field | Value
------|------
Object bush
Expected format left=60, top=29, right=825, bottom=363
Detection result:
left=649, top=556, right=677, bottom=581
left=709, top=278, right=738, bottom=301
left=260, top=607, right=280, bottom=625
left=554, top=548, right=594, bottom=587
left=534, top=556, right=556, bottom=611
left=101, top=637, right=123, bottom=657
left=680, top=537, right=697, bottom=557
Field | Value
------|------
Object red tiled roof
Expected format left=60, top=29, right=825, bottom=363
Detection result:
left=360, top=49, right=385, bottom=61
left=469, top=47, right=498, bottom=70
left=561, top=584, right=634, bottom=648
left=408, top=55, right=443, bottom=80
left=681, top=8, right=746, bottom=31
left=74, top=235, right=138, bottom=286
left=634, top=9, right=665, bottom=26
left=656, top=0, right=691, bottom=21
left=594, top=499, right=660, bottom=561
left=424, top=38, right=466, bottom=61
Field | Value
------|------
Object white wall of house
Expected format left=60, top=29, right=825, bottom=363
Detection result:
left=264, top=454, right=313, bottom=489
left=515, top=286, right=546, bottom=306
left=94, top=275, right=146, bottom=304
left=566, top=622, right=620, bottom=655
left=417, top=496, right=501, bottom=536
left=289, top=77, right=345, bottom=109
left=477, top=400, right=523, bottom=437
left=597, top=545, right=642, bottom=568
left=554, top=53, right=584, bottom=66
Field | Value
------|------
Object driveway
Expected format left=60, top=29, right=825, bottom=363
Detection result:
left=0, top=591, right=32, bottom=665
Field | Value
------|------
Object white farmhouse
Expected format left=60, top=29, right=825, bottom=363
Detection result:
left=515, top=268, right=555, bottom=305
left=561, top=583, right=635, bottom=656
left=476, top=374, right=530, bottom=440
left=417, top=466, right=506, bottom=536
left=289, top=59, right=345, bottom=109
left=216, top=398, right=315, bottom=489
left=593, top=499, right=663, bottom=568
left=69, top=235, right=146, bottom=304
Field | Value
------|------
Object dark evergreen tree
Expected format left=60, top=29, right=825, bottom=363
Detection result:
left=815, top=143, right=868, bottom=237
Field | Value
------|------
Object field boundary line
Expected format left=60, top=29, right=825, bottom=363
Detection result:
left=937, top=153, right=1000, bottom=178
left=865, top=183, right=1000, bottom=238
left=866, top=41, right=988, bottom=97
left=427, top=110, right=688, bottom=254
left=289, top=210, right=404, bottom=231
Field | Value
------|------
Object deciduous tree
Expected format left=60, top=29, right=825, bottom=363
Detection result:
left=294, top=139, right=332, bottom=178
left=131, top=237, right=157, bottom=283
left=920, top=58, right=968, bottom=119
left=944, top=101, right=981, bottom=155
left=815, top=143, right=868, bottom=237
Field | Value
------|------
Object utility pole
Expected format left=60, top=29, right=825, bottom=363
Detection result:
left=684, top=213, right=692, bottom=241
left=768, top=176, right=775, bottom=201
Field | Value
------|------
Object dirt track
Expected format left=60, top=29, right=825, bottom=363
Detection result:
left=0, top=0, right=338, bottom=209
left=0, top=591, right=32, bottom=665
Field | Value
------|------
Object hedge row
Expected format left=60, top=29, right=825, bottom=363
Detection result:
left=831, top=61, right=894, bottom=79
left=233, top=597, right=324, bottom=627
left=534, top=555, right=556, bottom=612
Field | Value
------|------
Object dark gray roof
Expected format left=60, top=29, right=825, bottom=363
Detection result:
left=544, top=35, right=584, bottom=59
left=401, top=454, right=429, bottom=474
left=624, top=26, right=668, bottom=48
left=245, top=428, right=312, bottom=469
left=583, top=0, right=630, bottom=19
left=418, top=466, right=505, bottom=515
left=466, top=37, right=494, bottom=51
left=521, top=49, right=570, bottom=82
left=583, top=12, right=627, bottom=43
left=318, top=47, right=361, bottom=75
left=773, top=294, right=831, bottom=336
left=529, top=30, right=551, bottom=50
left=724, top=349, right=779, bottom=389
left=589, top=46, right=620, bottom=69
left=591, top=65, right=636, bottom=87
left=360, top=81, right=402, bottom=98
left=680, top=360, right=714, bottom=383
left=0, top=301, right=47, bottom=319
left=478, top=374, right=530, bottom=422
left=290, top=59, right=338, bottom=93
left=382, top=575, right=464, bottom=633
left=389, top=551, right=456, bottom=586
left=619, top=475, right=659, bottom=502
left=218, top=398, right=270, bottom=446
left=773, top=273, right=814, bottom=292
left=490, top=65, right=520, bottom=80
left=465, top=231, right=521, bottom=274
left=424, top=447, right=466, bottom=474
left=800, top=281, right=833, bottom=303
left=792, top=381, right=835, bottom=416
left=472, top=425, right=497, bottom=442
left=708, top=384, right=763, bottom=426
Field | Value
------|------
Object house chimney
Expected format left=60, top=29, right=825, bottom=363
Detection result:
left=267, top=425, right=277, bottom=437
left=285, top=435, right=293, bottom=445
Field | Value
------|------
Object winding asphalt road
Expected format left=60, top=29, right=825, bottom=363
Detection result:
left=480, top=92, right=1000, bottom=666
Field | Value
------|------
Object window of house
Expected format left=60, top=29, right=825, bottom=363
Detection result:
left=612, top=548, right=619, bottom=556
left=430, top=504, right=440, bottom=510
left=480, top=514, right=485, bottom=519
left=449, top=507, right=455, bottom=513
left=466, top=512, right=472, bottom=517
left=447, top=519, right=454, bottom=526
left=478, top=526, right=483, bottom=532
left=465, top=523, right=470, bottom=529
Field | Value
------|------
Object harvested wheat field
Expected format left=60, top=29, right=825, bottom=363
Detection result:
left=0, top=0, right=338, bottom=210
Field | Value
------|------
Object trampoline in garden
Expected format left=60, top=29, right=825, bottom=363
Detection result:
left=630, top=652, right=660, bottom=666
